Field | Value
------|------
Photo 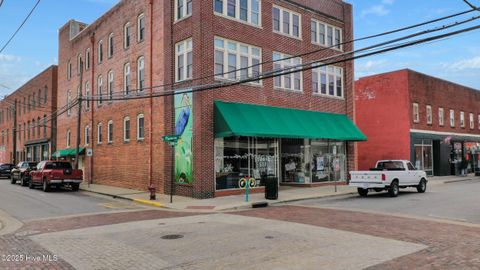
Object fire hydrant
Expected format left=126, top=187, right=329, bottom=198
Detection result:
left=148, top=185, right=156, bottom=200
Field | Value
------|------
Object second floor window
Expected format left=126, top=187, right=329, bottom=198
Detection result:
left=108, top=71, right=114, bottom=100
left=124, top=22, right=131, bottom=49
left=426, top=105, right=432, bottom=124
left=98, top=40, right=103, bottom=63
left=450, top=109, right=455, bottom=127
left=137, top=57, right=145, bottom=91
left=66, top=130, right=71, bottom=148
left=85, top=81, right=91, bottom=111
left=272, top=5, right=301, bottom=38
left=108, top=120, right=113, bottom=143
left=312, top=65, right=343, bottom=98
left=98, top=75, right=103, bottom=105
left=138, top=14, right=145, bottom=42
left=108, top=33, right=114, bottom=58
left=273, top=52, right=302, bottom=91
left=97, top=123, right=103, bottom=144
left=137, top=114, right=144, bottom=140
left=470, top=113, right=474, bottom=129
left=124, top=63, right=131, bottom=95
left=67, top=90, right=72, bottom=116
left=413, top=103, right=419, bottom=123
left=124, top=117, right=130, bottom=141
left=85, top=126, right=90, bottom=145
left=176, top=39, right=192, bottom=82
left=214, top=37, right=261, bottom=82
left=438, top=108, right=444, bottom=126
left=460, top=111, right=465, bottom=128
left=67, top=60, right=72, bottom=80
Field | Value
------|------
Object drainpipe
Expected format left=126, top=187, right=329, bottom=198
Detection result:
left=148, top=0, right=154, bottom=190
left=90, top=34, right=95, bottom=184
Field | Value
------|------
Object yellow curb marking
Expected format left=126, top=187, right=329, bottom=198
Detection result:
left=133, top=199, right=164, bottom=208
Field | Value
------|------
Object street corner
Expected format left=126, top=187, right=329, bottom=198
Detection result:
left=0, top=209, right=23, bottom=236
left=132, top=198, right=164, bottom=208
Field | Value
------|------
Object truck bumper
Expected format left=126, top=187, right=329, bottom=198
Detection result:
left=49, top=179, right=83, bottom=184
left=349, top=182, right=386, bottom=189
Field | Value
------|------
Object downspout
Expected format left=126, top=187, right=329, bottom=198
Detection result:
left=90, top=34, right=95, bottom=184
left=148, top=0, right=154, bottom=189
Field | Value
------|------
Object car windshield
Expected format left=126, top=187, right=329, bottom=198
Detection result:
left=28, top=162, right=38, bottom=168
left=45, top=162, right=72, bottom=170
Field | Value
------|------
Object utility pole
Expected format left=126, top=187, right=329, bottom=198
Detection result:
left=12, top=100, right=17, bottom=164
left=74, top=60, right=83, bottom=170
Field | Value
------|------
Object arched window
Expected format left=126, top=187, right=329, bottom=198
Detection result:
left=67, top=60, right=72, bottom=80
left=85, top=48, right=91, bottom=70
left=67, top=90, right=72, bottom=116
left=137, top=13, right=145, bottom=42
left=137, top=114, right=144, bottom=140
left=137, top=56, right=145, bottom=92
left=37, top=117, right=41, bottom=137
left=123, top=116, right=130, bottom=141
left=124, top=63, right=131, bottom=95
left=43, top=115, right=47, bottom=138
left=32, top=93, right=36, bottom=110
left=44, top=86, right=48, bottom=104
left=77, top=53, right=83, bottom=75
left=38, top=89, right=42, bottom=105
left=85, top=125, right=90, bottom=145
left=98, top=40, right=103, bottom=63
left=97, top=122, right=103, bottom=144
left=97, top=75, right=103, bottom=106
left=108, top=70, right=114, bottom=101
left=85, top=81, right=91, bottom=111
left=108, top=33, right=114, bottom=58
left=124, top=22, right=131, bottom=49
left=66, top=129, right=71, bottom=148
left=107, top=120, right=113, bottom=143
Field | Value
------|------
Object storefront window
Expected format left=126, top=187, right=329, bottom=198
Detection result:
left=311, top=141, right=346, bottom=182
left=414, top=140, right=433, bottom=172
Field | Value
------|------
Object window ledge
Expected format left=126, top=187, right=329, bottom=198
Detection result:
left=312, top=93, right=344, bottom=100
left=274, top=87, right=303, bottom=94
left=214, top=77, right=263, bottom=87
left=273, top=30, right=302, bottom=41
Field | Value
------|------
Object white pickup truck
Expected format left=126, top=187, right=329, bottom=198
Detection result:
left=349, top=160, right=427, bottom=197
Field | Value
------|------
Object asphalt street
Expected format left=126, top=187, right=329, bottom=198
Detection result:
left=0, top=179, right=141, bottom=221
left=294, top=179, right=480, bottom=224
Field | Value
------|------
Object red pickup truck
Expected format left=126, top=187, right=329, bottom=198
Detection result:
left=29, top=161, right=83, bottom=192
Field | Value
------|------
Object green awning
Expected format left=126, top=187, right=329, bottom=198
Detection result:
left=214, top=101, right=367, bottom=141
left=52, top=147, right=85, bottom=158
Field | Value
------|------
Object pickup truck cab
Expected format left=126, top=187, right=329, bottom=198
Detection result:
left=349, top=160, right=427, bottom=197
left=29, top=161, right=83, bottom=192
left=10, top=161, right=38, bottom=186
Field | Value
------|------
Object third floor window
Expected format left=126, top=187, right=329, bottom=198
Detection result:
left=175, top=0, right=192, bottom=21
left=273, top=5, right=301, bottom=39
left=215, top=0, right=261, bottom=26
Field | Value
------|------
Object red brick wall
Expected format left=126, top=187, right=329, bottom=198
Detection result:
left=0, top=66, right=57, bottom=163
left=354, top=70, right=411, bottom=170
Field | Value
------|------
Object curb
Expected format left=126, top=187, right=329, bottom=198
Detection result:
left=80, top=188, right=166, bottom=208
left=132, top=199, right=164, bottom=208
left=444, top=178, right=475, bottom=184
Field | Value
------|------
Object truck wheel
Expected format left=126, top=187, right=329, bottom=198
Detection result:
left=29, top=181, right=35, bottom=189
left=417, top=179, right=427, bottom=193
left=42, top=180, right=51, bottom=192
left=357, top=188, right=368, bottom=197
left=71, top=184, right=79, bottom=191
left=20, top=176, right=26, bottom=187
left=10, top=175, right=16, bottom=184
left=388, top=181, right=399, bottom=197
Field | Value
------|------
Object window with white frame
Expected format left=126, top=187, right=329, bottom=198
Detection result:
left=137, top=56, right=145, bottom=91
left=108, top=70, right=114, bottom=101
left=450, top=109, right=455, bottom=127
left=98, top=75, right=103, bottom=106
left=67, top=90, right=72, bottom=116
left=97, top=123, right=103, bottom=144
left=469, top=113, right=474, bottom=129
left=214, top=37, right=261, bottom=82
left=85, top=48, right=90, bottom=70
left=124, top=117, right=130, bottom=141
left=67, top=60, right=72, bottom=80
left=413, top=103, right=419, bottom=123
left=85, top=81, right=90, bottom=111
left=460, top=111, right=465, bottom=128
left=108, top=120, right=113, bottom=143
left=98, top=40, right=103, bottom=63
left=311, top=19, right=342, bottom=50
left=272, top=5, right=301, bottom=38
left=438, top=108, right=444, bottom=126
left=426, top=105, right=432, bottom=124
left=137, top=13, right=145, bottom=42
left=124, top=22, right=131, bottom=49
left=66, top=129, right=71, bottom=148
left=137, top=114, right=144, bottom=140
left=124, top=63, right=131, bottom=95
left=176, top=39, right=192, bottom=82
left=175, top=0, right=192, bottom=21
left=312, top=64, right=343, bottom=97
left=273, top=52, right=302, bottom=91
left=214, top=0, right=261, bottom=26
left=108, top=33, right=114, bottom=58
left=77, top=54, right=82, bottom=75
left=85, top=125, right=90, bottom=145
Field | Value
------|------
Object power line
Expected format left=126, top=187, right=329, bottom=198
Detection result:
left=462, top=0, right=479, bottom=9
left=0, top=0, right=4, bottom=8
left=0, top=0, right=41, bottom=54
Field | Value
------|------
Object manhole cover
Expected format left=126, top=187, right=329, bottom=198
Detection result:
left=265, top=236, right=274, bottom=239
left=161, top=234, right=184, bottom=240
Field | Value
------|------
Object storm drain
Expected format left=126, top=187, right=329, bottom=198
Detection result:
left=161, top=234, right=184, bottom=240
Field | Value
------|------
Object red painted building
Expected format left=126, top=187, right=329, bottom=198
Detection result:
left=57, top=0, right=364, bottom=198
left=355, top=69, right=480, bottom=176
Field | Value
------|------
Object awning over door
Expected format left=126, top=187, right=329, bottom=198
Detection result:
left=214, top=101, right=367, bottom=141
left=52, top=147, right=85, bottom=158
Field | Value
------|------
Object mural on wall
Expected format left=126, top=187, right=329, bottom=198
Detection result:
left=174, top=92, right=193, bottom=184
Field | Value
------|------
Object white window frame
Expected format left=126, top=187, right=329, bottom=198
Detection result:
left=137, top=13, right=145, bottom=42
left=123, top=117, right=130, bottom=142
left=175, top=0, right=192, bottom=22
left=85, top=81, right=91, bottom=111
left=413, top=103, right=419, bottom=123
left=311, top=19, right=342, bottom=51
left=77, top=54, right=82, bottom=75
left=67, top=60, right=72, bottom=80
left=124, top=22, right=131, bottom=49
left=214, top=0, right=262, bottom=27
left=312, top=64, right=343, bottom=98
left=67, top=90, right=72, bottom=116
left=108, top=33, right=114, bottom=58
left=214, top=36, right=262, bottom=84
left=97, top=75, right=103, bottom=106
left=85, top=125, right=90, bottom=146
left=470, top=113, right=474, bottom=129
left=98, top=40, right=103, bottom=64
left=272, top=5, right=301, bottom=39
left=426, top=105, right=432, bottom=125
left=124, top=63, right=131, bottom=95
left=273, top=51, right=302, bottom=91
left=66, top=129, right=71, bottom=148
left=97, top=123, right=103, bottom=144
left=85, top=48, right=90, bottom=70
left=438, top=108, right=444, bottom=126
left=108, top=120, right=113, bottom=143
left=108, top=70, right=114, bottom=101
left=450, top=109, right=455, bottom=127
left=137, top=56, right=145, bottom=92
left=460, top=111, right=465, bottom=128
left=175, top=38, right=193, bottom=82
left=137, top=114, right=145, bottom=140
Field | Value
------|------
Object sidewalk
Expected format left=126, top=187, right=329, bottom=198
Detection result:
left=80, top=183, right=356, bottom=211
left=80, top=174, right=479, bottom=212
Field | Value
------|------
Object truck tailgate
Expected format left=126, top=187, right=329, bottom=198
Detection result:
left=349, top=171, right=385, bottom=188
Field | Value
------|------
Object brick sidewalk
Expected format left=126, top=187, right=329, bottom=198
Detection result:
left=234, top=205, right=480, bottom=269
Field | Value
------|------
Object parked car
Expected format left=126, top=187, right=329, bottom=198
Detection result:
left=349, top=160, right=427, bottom=197
left=0, top=163, right=15, bottom=179
left=29, top=161, right=83, bottom=192
left=10, top=161, right=38, bottom=186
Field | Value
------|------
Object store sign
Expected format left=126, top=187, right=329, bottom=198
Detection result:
left=174, top=92, right=193, bottom=184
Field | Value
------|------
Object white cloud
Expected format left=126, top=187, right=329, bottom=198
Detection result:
left=0, top=54, right=22, bottom=62
left=448, top=57, right=480, bottom=70
left=361, top=0, right=394, bottom=17
left=356, top=59, right=388, bottom=72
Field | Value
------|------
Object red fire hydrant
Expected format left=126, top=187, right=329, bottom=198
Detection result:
left=148, top=185, right=156, bottom=200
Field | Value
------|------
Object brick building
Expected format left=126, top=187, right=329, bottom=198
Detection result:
left=0, top=65, right=58, bottom=164
left=57, top=0, right=364, bottom=198
left=355, top=69, right=480, bottom=176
